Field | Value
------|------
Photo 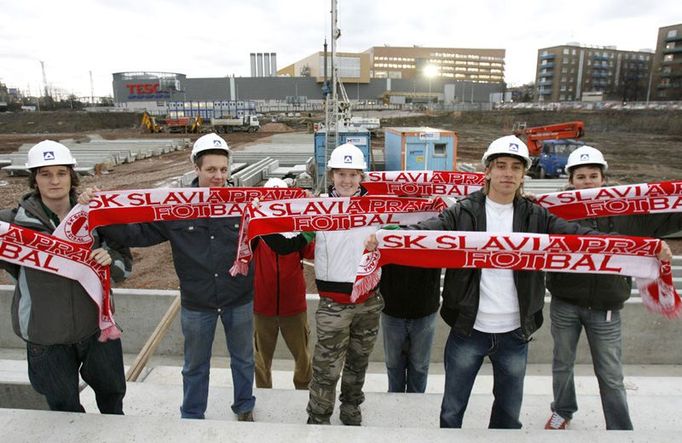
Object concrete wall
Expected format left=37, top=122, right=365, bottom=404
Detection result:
left=2, top=285, right=680, bottom=365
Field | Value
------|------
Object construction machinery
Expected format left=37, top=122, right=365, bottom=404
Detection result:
left=513, top=121, right=585, bottom=178
left=141, top=113, right=202, bottom=133
left=210, top=115, right=260, bottom=133
left=141, top=111, right=161, bottom=133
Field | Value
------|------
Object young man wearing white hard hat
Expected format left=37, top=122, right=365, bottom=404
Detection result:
left=265, top=143, right=384, bottom=425
left=365, top=135, right=635, bottom=428
left=89, top=133, right=257, bottom=421
left=0, top=140, right=131, bottom=413
left=544, top=146, right=682, bottom=430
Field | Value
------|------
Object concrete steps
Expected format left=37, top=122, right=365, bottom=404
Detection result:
left=4, top=409, right=677, bottom=443
left=70, top=363, right=682, bottom=432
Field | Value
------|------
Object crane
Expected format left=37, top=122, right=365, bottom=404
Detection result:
left=513, top=121, right=586, bottom=178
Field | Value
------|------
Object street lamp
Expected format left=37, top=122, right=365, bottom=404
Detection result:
left=423, top=64, right=438, bottom=111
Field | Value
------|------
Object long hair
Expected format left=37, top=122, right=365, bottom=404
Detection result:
left=28, top=166, right=80, bottom=200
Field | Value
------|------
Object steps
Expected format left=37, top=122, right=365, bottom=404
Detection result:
left=72, top=362, right=682, bottom=431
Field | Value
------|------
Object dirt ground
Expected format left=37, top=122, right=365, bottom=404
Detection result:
left=0, top=111, right=680, bottom=290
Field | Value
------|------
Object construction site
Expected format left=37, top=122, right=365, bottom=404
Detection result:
left=1, top=1, right=682, bottom=440
left=1, top=106, right=681, bottom=439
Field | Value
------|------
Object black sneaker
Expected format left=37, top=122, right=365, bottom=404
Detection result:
left=306, top=416, right=330, bottom=425
left=237, top=411, right=254, bottom=422
left=339, top=404, right=361, bottom=426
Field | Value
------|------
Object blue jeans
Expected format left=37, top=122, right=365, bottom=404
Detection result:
left=440, top=328, right=529, bottom=429
left=550, top=297, right=632, bottom=430
left=381, top=312, right=437, bottom=393
left=180, top=303, right=256, bottom=419
left=27, top=332, right=125, bottom=414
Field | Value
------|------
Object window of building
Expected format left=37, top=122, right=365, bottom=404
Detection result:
left=572, top=49, right=577, bottom=55
left=563, top=48, right=569, bottom=55
left=668, top=30, right=678, bottom=38
left=434, top=143, right=447, bottom=157
left=664, top=54, right=674, bottom=62
left=666, top=42, right=675, bottom=49
left=563, top=57, right=569, bottom=63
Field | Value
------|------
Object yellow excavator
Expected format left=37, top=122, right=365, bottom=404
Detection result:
left=141, top=111, right=161, bottom=133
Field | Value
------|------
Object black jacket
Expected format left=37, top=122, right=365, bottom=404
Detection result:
left=414, top=191, right=599, bottom=338
left=0, top=193, right=132, bottom=345
left=380, top=264, right=441, bottom=319
left=547, top=212, right=682, bottom=310
left=101, top=181, right=254, bottom=312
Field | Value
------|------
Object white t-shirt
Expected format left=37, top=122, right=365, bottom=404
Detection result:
left=474, top=198, right=521, bottom=333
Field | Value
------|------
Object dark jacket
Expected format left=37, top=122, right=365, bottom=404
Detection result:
left=547, top=212, right=682, bottom=310
left=380, top=264, right=441, bottom=319
left=0, top=193, right=132, bottom=345
left=414, top=191, right=599, bottom=338
left=254, top=240, right=314, bottom=317
left=100, top=180, right=254, bottom=312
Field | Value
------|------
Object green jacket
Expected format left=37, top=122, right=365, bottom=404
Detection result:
left=0, top=193, right=131, bottom=345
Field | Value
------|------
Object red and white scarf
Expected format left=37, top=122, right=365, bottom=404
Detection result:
left=54, top=187, right=308, bottom=247
left=534, top=180, right=682, bottom=220
left=365, top=172, right=681, bottom=221
left=352, top=230, right=680, bottom=318
left=229, top=196, right=448, bottom=275
left=0, top=221, right=118, bottom=341
left=363, top=170, right=485, bottom=197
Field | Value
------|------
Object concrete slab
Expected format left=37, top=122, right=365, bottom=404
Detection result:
left=3, top=286, right=682, bottom=364
left=140, top=365, right=682, bottom=397
left=76, top=381, right=682, bottom=431
left=3, top=409, right=677, bottom=443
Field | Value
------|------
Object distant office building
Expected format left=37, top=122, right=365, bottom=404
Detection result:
left=536, top=44, right=653, bottom=102
left=650, top=23, right=682, bottom=101
left=364, top=46, right=505, bottom=83
left=277, top=51, right=371, bottom=83
left=250, top=53, right=277, bottom=77
left=279, top=46, right=505, bottom=84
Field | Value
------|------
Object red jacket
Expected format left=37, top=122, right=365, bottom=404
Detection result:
left=253, top=240, right=314, bottom=317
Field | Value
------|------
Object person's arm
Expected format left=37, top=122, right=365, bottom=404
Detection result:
left=0, top=208, right=19, bottom=277
left=99, top=223, right=168, bottom=248
left=616, top=212, right=682, bottom=238
left=411, top=203, right=460, bottom=231
left=263, top=232, right=314, bottom=255
left=98, top=234, right=133, bottom=283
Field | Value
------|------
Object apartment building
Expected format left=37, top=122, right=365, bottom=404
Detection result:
left=536, top=44, right=652, bottom=102
left=651, top=23, right=682, bottom=101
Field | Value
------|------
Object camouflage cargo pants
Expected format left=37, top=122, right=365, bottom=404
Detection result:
left=306, top=292, right=384, bottom=425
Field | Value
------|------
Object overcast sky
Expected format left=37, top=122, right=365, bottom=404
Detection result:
left=1, top=0, right=680, bottom=98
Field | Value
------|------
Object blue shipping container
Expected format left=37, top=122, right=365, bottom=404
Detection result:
left=314, top=129, right=371, bottom=184
left=384, top=127, right=458, bottom=171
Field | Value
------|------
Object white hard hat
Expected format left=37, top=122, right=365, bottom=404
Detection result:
left=26, top=140, right=77, bottom=169
left=190, top=133, right=230, bottom=163
left=263, top=177, right=288, bottom=188
left=566, top=145, right=608, bottom=172
left=481, top=135, right=531, bottom=170
left=327, top=143, right=367, bottom=170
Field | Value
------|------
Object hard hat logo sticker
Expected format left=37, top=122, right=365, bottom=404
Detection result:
left=213, top=140, right=222, bottom=147
left=344, top=155, right=352, bottom=163
left=508, top=143, right=519, bottom=152
left=580, top=154, right=590, bottom=161
left=43, top=151, right=55, bottom=160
